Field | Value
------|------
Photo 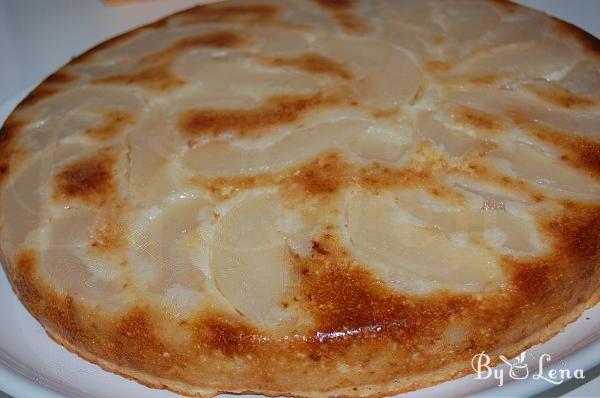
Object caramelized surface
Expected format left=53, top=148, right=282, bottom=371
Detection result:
left=1, top=1, right=599, bottom=397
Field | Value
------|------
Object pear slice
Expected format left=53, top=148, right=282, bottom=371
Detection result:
left=210, top=191, right=292, bottom=326
left=344, top=191, right=505, bottom=294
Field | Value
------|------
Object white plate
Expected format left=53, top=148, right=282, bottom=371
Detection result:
left=1, top=83, right=599, bottom=398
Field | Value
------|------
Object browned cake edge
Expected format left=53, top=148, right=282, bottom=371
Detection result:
left=0, top=1, right=599, bottom=397
left=37, top=291, right=600, bottom=397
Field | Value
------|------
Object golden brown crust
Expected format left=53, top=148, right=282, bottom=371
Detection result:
left=425, top=60, right=453, bottom=74
left=453, top=106, right=507, bottom=134
left=195, top=314, right=261, bottom=357
left=179, top=93, right=344, bottom=138
left=45, top=70, right=78, bottom=85
left=19, top=86, right=60, bottom=109
left=85, top=110, right=136, bottom=140
left=1, top=1, right=600, bottom=397
left=313, top=0, right=355, bottom=11
left=90, top=203, right=128, bottom=254
left=0, top=116, right=27, bottom=185
left=259, top=53, right=352, bottom=80
left=92, top=30, right=247, bottom=91
left=332, top=12, right=372, bottom=35
left=178, top=3, right=280, bottom=25
left=93, top=65, right=185, bottom=91
left=525, top=83, right=597, bottom=109
left=10, top=185, right=599, bottom=396
left=552, top=17, right=600, bottom=56
left=53, top=151, right=117, bottom=206
left=528, top=125, right=600, bottom=179
left=313, top=0, right=371, bottom=34
left=5, top=214, right=599, bottom=397
left=32, top=288, right=598, bottom=398
left=488, top=0, right=519, bottom=13
left=143, top=30, right=248, bottom=64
